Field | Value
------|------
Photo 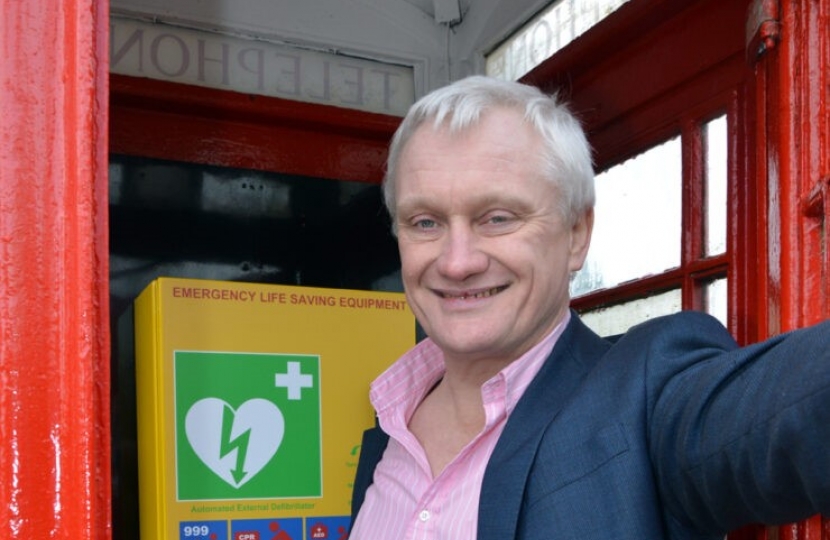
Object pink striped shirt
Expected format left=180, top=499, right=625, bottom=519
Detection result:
left=349, top=312, right=570, bottom=540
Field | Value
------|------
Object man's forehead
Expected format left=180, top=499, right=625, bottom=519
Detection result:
left=396, top=188, right=513, bottom=206
left=403, top=117, right=539, bottom=166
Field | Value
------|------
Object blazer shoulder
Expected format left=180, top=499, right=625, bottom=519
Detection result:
left=613, top=311, right=737, bottom=354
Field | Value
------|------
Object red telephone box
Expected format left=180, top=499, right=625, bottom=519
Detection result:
left=0, top=0, right=827, bottom=538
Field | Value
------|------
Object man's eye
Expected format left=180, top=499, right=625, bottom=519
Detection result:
left=483, top=213, right=514, bottom=225
left=478, top=212, right=521, bottom=235
left=414, top=218, right=437, bottom=229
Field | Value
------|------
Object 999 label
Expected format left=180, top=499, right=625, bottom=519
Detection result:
left=179, top=520, right=228, bottom=540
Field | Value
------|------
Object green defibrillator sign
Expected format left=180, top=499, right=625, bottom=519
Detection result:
left=175, top=352, right=322, bottom=501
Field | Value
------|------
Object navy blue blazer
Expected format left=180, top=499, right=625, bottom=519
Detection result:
left=350, top=311, right=830, bottom=540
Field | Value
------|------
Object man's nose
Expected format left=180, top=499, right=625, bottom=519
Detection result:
left=436, top=223, right=489, bottom=280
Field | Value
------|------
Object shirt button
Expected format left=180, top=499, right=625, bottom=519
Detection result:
left=419, top=510, right=431, bottom=522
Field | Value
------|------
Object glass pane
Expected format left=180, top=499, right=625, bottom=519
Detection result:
left=578, top=289, right=682, bottom=337
left=486, top=0, right=631, bottom=80
left=571, top=137, right=682, bottom=297
left=703, top=277, right=728, bottom=327
left=109, top=154, right=402, bottom=313
left=705, top=115, right=728, bottom=256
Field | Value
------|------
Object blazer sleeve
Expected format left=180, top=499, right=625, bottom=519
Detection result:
left=646, top=313, right=830, bottom=533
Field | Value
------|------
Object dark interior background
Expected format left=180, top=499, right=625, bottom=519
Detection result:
left=109, top=154, right=403, bottom=538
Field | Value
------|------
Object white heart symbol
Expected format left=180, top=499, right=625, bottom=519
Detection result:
left=185, top=397, right=284, bottom=488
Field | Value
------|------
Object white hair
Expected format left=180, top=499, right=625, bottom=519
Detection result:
left=384, top=76, right=595, bottom=229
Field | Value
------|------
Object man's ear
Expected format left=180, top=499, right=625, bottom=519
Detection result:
left=568, top=208, right=594, bottom=272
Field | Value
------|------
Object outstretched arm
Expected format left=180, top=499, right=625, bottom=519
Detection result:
left=649, top=314, right=830, bottom=533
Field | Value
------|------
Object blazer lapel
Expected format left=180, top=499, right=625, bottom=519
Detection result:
left=478, top=314, right=610, bottom=540
left=350, top=425, right=390, bottom=522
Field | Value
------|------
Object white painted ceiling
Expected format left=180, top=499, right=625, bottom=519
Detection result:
left=110, top=0, right=549, bottom=93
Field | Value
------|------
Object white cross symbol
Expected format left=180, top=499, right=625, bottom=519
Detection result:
left=274, top=361, right=314, bottom=400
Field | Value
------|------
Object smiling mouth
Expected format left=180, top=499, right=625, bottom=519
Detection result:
left=438, top=285, right=509, bottom=300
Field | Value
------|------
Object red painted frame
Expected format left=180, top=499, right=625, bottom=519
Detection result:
left=1, top=0, right=111, bottom=538
left=110, top=74, right=401, bottom=184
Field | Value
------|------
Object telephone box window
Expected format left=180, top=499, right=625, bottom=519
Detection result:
left=579, top=289, right=682, bottom=337
left=571, top=136, right=682, bottom=298
left=486, top=0, right=631, bottom=80
left=703, top=277, right=728, bottom=327
left=705, top=115, right=728, bottom=257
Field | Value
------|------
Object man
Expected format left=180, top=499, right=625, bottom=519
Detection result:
left=348, top=76, right=830, bottom=540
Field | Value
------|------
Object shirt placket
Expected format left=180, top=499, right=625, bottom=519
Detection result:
left=405, top=480, right=442, bottom=540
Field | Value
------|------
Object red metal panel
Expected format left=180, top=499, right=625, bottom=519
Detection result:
left=110, top=75, right=401, bottom=184
left=727, top=89, right=761, bottom=343
left=764, top=0, right=830, bottom=331
left=0, top=0, right=111, bottom=538
left=750, top=0, right=829, bottom=538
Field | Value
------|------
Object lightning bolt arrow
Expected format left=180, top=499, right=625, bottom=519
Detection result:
left=219, top=404, right=252, bottom=485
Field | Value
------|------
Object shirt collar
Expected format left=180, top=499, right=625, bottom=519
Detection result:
left=370, top=311, right=571, bottom=420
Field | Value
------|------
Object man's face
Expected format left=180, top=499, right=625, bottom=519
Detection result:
left=394, top=107, right=593, bottom=368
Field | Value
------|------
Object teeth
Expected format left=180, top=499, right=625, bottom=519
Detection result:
left=443, top=286, right=504, bottom=299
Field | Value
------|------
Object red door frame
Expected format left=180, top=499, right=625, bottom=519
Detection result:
left=1, top=0, right=112, bottom=538
left=752, top=4, right=830, bottom=535
left=756, top=0, right=830, bottom=333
